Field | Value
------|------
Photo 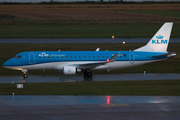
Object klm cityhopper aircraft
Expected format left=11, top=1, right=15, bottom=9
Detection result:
left=3, top=22, right=176, bottom=79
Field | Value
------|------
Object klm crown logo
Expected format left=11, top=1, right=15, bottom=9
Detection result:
left=67, top=69, right=72, bottom=73
left=156, top=35, right=163, bottom=39
left=39, top=52, right=49, bottom=57
left=152, top=35, right=167, bottom=44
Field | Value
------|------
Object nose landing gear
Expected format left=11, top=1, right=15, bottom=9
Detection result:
left=23, top=73, right=28, bottom=80
left=22, top=69, right=28, bottom=80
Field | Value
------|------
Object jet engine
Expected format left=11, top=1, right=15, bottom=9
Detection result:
left=63, top=66, right=81, bottom=75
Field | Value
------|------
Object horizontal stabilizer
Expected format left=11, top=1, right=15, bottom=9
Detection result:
left=151, top=52, right=176, bottom=58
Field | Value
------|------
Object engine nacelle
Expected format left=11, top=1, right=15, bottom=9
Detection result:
left=63, top=66, right=77, bottom=75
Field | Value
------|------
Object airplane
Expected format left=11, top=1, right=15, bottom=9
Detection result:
left=3, top=22, right=176, bottom=79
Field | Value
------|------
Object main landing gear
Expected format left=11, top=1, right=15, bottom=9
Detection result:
left=83, top=70, right=93, bottom=81
left=84, top=70, right=93, bottom=77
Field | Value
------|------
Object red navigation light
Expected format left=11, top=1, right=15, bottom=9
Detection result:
left=107, top=96, right=111, bottom=105
left=106, top=59, right=110, bottom=62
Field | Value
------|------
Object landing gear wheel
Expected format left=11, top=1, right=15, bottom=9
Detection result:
left=22, top=70, right=28, bottom=81
left=23, top=73, right=28, bottom=80
left=83, top=70, right=93, bottom=77
left=84, top=71, right=88, bottom=76
left=87, top=72, right=93, bottom=77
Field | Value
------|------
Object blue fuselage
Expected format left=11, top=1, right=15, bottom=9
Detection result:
left=3, top=51, right=167, bottom=69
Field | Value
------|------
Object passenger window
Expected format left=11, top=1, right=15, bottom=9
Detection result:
left=39, top=57, right=41, bottom=58
left=102, top=56, right=104, bottom=58
left=89, top=56, right=90, bottom=58
left=57, top=56, right=59, bottom=58
left=75, top=56, right=76, bottom=58
left=43, top=56, right=45, bottom=58
left=107, top=56, right=109, bottom=58
left=48, top=57, right=50, bottom=58
left=79, top=56, right=81, bottom=58
left=66, top=56, right=67, bottom=58
left=52, top=56, right=54, bottom=58
left=93, top=56, right=95, bottom=58
left=97, top=56, right=99, bottom=58
left=61, top=56, right=63, bottom=58
left=84, top=56, right=86, bottom=58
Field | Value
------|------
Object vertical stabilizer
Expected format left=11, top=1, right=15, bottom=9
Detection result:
left=134, top=22, right=173, bottom=52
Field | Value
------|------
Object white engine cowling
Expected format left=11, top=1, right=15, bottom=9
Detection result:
left=63, top=66, right=77, bottom=75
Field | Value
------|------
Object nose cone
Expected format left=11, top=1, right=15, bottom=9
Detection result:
left=3, top=60, right=11, bottom=67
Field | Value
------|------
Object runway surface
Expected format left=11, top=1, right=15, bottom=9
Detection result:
left=0, top=73, right=180, bottom=83
left=0, top=95, right=180, bottom=120
left=0, top=38, right=180, bottom=43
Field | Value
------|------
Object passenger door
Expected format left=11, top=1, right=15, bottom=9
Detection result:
left=129, top=52, right=135, bottom=64
left=29, top=52, right=35, bottom=64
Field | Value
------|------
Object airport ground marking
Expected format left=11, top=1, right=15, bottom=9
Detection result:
left=100, top=103, right=130, bottom=107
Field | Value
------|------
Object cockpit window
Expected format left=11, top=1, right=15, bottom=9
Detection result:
left=17, top=55, right=21, bottom=59
left=13, top=55, right=21, bottom=59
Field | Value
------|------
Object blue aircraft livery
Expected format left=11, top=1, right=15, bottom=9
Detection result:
left=152, top=35, right=168, bottom=44
left=3, top=22, right=176, bottom=79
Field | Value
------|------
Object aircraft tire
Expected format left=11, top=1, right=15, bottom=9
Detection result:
left=23, top=74, right=28, bottom=78
left=84, top=71, right=88, bottom=76
left=87, top=72, right=93, bottom=77
left=84, top=71, right=93, bottom=77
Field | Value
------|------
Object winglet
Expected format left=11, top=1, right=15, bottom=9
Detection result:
left=109, top=52, right=119, bottom=62
left=96, top=48, right=100, bottom=51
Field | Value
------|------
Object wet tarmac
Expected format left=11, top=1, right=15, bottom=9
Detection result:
left=0, top=95, right=180, bottom=120
left=0, top=73, right=180, bottom=84
left=1, top=73, right=180, bottom=119
left=0, top=38, right=180, bottom=43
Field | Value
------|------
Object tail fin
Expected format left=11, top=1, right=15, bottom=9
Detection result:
left=134, top=22, right=173, bottom=52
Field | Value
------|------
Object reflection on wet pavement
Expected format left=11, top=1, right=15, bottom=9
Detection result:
left=0, top=95, right=180, bottom=120
left=1, top=95, right=180, bottom=106
left=0, top=73, right=180, bottom=84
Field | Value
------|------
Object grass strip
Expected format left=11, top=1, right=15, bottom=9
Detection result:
left=0, top=80, right=180, bottom=95
left=0, top=23, right=180, bottom=38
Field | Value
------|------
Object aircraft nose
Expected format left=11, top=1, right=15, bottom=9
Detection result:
left=3, top=60, right=11, bottom=67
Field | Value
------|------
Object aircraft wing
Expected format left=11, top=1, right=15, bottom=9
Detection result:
left=151, top=52, right=176, bottom=58
left=77, top=62, right=107, bottom=69
left=76, top=52, right=119, bottom=70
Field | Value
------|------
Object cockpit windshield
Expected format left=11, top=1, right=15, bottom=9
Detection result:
left=13, top=55, right=21, bottom=59
left=17, top=56, right=21, bottom=59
